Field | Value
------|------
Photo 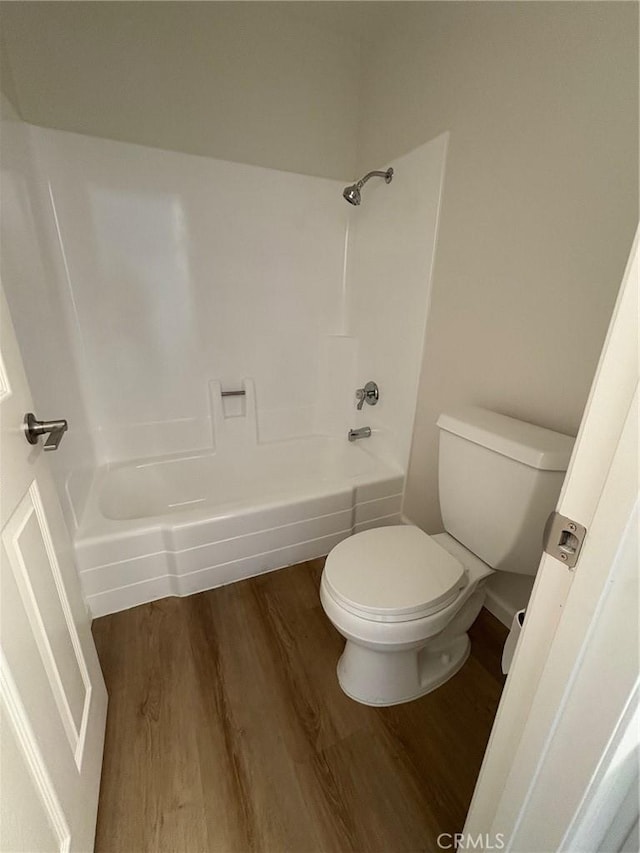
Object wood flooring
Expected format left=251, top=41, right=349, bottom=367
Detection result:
left=92, top=558, right=507, bottom=853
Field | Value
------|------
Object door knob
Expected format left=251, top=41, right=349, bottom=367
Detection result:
left=24, top=413, right=68, bottom=451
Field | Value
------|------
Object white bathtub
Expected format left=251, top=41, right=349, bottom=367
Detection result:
left=75, top=436, right=404, bottom=617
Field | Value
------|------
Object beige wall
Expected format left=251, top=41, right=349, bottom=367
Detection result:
left=0, top=2, right=360, bottom=180
left=0, top=30, right=20, bottom=119
left=356, top=2, right=638, bottom=531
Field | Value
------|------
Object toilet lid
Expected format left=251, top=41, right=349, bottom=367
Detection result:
left=323, top=526, right=466, bottom=623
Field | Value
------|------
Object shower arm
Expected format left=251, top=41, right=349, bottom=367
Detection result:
left=355, top=169, right=393, bottom=190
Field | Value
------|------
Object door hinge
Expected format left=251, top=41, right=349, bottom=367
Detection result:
left=543, top=511, right=587, bottom=569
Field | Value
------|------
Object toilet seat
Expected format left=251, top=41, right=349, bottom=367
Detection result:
left=323, top=526, right=467, bottom=623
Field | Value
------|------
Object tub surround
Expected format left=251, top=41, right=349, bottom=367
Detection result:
left=2, top=109, right=447, bottom=617
left=25, top=125, right=446, bottom=477
left=29, top=126, right=350, bottom=464
left=345, top=133, right=448, bottom=471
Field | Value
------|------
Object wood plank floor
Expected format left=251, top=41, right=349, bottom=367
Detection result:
left=92, top=559, right=507, bottom=853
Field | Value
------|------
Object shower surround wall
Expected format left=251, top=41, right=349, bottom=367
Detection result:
left=345, top=134, right=448, bottom=471
left=23, top=125, right=447, bottom=480
left=31, top=126, right=350, bottom=470
left=2, top=114, right=447, bottom=614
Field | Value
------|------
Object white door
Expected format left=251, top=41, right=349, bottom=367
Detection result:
left=465, top=228, right=639, bottom=848
left=0, top=283, right=107, bottom=853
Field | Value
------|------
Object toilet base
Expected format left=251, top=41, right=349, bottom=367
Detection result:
left=336, top=633, right=471, bottom=707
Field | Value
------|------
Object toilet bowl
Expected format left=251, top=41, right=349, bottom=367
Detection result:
left=320, top=527, right=493, bottom=705
left=320, top=407, right=575, bottom=706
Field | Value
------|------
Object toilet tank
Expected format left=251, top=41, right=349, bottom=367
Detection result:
left=437, top=408, right=574, bottom=576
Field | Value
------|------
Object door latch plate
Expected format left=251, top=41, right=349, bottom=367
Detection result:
left=543, top=511, right=586, bottom=569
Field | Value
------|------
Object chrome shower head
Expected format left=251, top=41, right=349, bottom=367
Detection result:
left=342, top=167, right=393, bottom=206
left=343, top=184, right=362, bottom=206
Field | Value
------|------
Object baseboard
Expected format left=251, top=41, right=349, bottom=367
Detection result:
left=484, top=588, right=516, bottom=629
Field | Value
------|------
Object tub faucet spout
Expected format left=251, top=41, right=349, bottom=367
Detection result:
left=348, top=426, right=372, bottom=442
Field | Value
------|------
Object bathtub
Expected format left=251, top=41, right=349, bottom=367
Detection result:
left=75, top=436, right=404, bottom=617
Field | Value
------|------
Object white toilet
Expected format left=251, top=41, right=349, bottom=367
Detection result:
left=320, top=407, right=574, bottom=706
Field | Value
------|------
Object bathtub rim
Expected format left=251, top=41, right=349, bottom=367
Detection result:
left=75, top=435, right=404, bottom=541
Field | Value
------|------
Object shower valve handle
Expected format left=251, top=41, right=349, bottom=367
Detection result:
left=355, top=381, right=379, bottom=410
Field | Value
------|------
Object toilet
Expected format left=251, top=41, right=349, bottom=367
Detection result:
left=320, top=407, right=574, bottom=706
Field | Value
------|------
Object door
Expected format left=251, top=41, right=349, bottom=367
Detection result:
left=0, top=283, right=107, bottom=852
left=464, top=228, right=639, bottom=848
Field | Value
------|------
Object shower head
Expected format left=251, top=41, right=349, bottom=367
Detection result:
left=343, top=184, right=362, bottom=206
left=342, top=167, right=393, bottom=206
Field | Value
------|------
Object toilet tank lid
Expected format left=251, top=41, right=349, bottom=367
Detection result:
left=437, top=407, right=575, bottom=471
